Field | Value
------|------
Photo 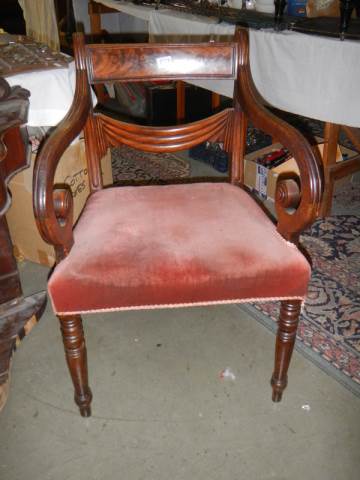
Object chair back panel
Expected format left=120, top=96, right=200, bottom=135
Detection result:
left=98, top=108, right=233, bottom=153
left=86, top=43, right=238, bottom=83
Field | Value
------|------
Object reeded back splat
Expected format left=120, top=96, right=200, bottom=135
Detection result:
left=97, top=108, right=233, bottom=153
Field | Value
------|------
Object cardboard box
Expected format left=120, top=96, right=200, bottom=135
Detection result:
left=6, top=139, right=113, bottom=266
left=244, top=143, right=299, bottom=200
left=244, top=141, right=356, bottom=201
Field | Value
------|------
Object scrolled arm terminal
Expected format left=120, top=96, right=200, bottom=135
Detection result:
left=33, top=35, right=91, bottom=254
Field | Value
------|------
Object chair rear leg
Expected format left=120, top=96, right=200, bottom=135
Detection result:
left=58, top=314, right=92, bottom=417
left=271, top=299, right=302, bottom=402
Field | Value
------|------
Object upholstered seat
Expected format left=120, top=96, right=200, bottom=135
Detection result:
left=49, top=183, right=310, bottom=315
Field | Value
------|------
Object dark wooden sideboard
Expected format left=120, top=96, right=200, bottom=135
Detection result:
left=0, top=78, right=46, bottom=411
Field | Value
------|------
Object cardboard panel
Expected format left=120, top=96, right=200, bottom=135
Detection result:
left=6, top=139, right=113, bottom=266
left=244, top=141, right=356, bottom=201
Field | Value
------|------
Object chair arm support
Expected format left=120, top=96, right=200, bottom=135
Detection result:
left=236, top=28, right=323, bottom=243
left=33, top=67, right=91, bottom=253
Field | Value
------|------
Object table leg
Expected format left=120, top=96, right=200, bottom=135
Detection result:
left=176, top=81, right=186, bottom=123
left=88, top=2, right=111, bottom=104
left=330, top=125, right=360, bottom=181
left=0, top=117, right=47, bottom=412
left=274, top=0, right=287, bottom=27
left=340, top=0, right=354, bottom=39
left=341, top=125, right=360, bottom=152
left=211, top=93, right=221, bottom=111
left=176, top=84, right=220, bottom=123
left=320, top=122, right=340, bottom=217
left=88, top=1, right=103, bottom=36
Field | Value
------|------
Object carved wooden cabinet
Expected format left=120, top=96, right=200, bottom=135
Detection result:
left=0, top=77, right=46, bottom=411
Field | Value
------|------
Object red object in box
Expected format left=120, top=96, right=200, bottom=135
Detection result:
left=257, top=148, right=291, bottom=167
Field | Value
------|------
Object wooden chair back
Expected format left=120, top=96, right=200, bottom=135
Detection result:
left=73, top=35, right=242, bottom=194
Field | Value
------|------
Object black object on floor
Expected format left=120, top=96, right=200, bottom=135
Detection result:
left=189, top=125, right=273, bottom=173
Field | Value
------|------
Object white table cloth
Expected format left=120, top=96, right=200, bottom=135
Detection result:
left=8, top=1, right=360, bottom=128
left=93, top=0, right=153, bottom=21
left=6, top=63, right=77, bottom=127
left=94, top=1, right=360, bottom=128
left=5, top=63, right=97, bottom=128
left=73, top=0, right=150, bottom=34
left=249, top=30, right=360, bottom=128
left=148, top=9, right=360, bottom=128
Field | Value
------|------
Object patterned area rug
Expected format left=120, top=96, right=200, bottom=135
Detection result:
left=111, top=144, right=190, bottom=184
left=243, top=208, right=360, bottom=396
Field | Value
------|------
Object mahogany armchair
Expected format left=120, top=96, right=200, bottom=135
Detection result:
left=33, top=29, right=322, bottom=417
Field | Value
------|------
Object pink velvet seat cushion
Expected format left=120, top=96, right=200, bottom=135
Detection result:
left=48, top=183, right=311, bottom=314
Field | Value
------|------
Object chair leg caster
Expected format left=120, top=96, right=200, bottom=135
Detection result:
left=79, top=405, right=92, bottom=417
left=75, top=388, right=93, bottom=417
left=272, top=389, right=283, bottom=403
left=271, top=376, right=286, bottom=403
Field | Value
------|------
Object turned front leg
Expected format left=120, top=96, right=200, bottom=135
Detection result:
left=58, top=315, right=92, bottom=417
left=271, top=300, right=302, bottom=402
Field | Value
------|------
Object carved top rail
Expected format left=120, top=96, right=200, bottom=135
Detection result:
left=86, top=43, right=238, bottom=83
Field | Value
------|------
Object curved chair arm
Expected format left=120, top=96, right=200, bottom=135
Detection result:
left=33, top=37, right=92, bottom=256
left=236, top=28, right=323, bottom=243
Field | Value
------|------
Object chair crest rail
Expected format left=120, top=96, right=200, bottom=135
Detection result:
left=86, top=43, right=238, bottom=83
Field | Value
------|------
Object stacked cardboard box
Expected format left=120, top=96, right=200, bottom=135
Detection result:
left=244, top=141, right=357, bottom=201
left=6, top=139, right=113, bottom=266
